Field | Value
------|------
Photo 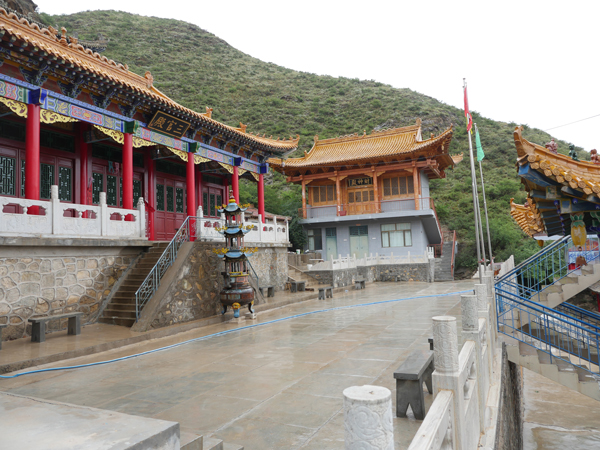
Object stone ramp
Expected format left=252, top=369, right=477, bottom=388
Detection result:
left=0, top=391, right=179, bottom=449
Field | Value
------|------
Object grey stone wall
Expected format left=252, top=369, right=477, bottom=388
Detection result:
left=150, top=242, right=289, bottom=329
left=0, top=251, right=139, bottom=341
left=495, top=342, right=523, bottom=450
left=308, top=261, right=433, bottom=287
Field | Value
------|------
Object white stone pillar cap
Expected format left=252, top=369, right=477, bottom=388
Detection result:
left=343, top=385, right=391, bottom=403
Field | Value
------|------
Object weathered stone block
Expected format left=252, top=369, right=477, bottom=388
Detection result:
left=6, top=288, right=19, bottom=304
left=1, top=277, right=16, bottom=289
left=41, top=288, right=55, bottom=300
left=87, top=259, right=98, bottom=269
left=35, top=299, right=50, bottom=314
left=56, top=287, right=68, bottom=300
left=52, top=259, right=65, bottom=271
left=63, top=274, right=77, bottom=286
left=15, top=263, right=26, bottom=271
left=21, top=272, right=41, bottom=283
left=80, top=279, right=93, bottom=287
left=66, top=264, right=76, bottom=273
left=76, top=260, right=85, bottom=270
left=77, top=270, right=90, bottom=280
left=0, top=303, right=10, bottom=315
left=55, top=269, right=67, bottom=277
left=0, top=266, right=7, bottom=277
left=80, top=295, right=96, bottom=305
left=20, top=283, right=40, bottom=297
left=67, top=295, right=79, bottom=305
left=41, top=273, right=55, bottom=288
left=69, top=285, right=85, bottom=296
left=39, top=260, right=51, bottom=273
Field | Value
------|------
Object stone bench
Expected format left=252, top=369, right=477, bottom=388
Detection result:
left=354, top=278, right=366, bottom=290
left=259, top=285, right=275, bottom=298
left=290, top=281, right=306, bottom=293
left=28, top=312, right=84, bottom=343
left=318, top=286, right=333, bottom=300
left=0, top=323, right=7, bottom=350
left=394, top=349, right=434, bottom=420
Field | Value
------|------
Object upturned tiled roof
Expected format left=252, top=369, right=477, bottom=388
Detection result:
left=510, top=198, right=544, bottom=237
left=269, top=120, right=455, bottom=169
left=0, top=9, right=299, bottom=151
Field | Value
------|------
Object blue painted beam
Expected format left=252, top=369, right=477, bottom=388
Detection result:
left=518, top=163, right=558, bottom=188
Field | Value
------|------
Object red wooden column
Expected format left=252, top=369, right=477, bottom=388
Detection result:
left=372, top=166, right=380, bottom=213
left=258, top=173, right=265, bottom=223
left=186, top=152, right=196, bottom=241
left=412, top=165, right=419, bottom=210
left=144, top=150, right=155, bottom=241
left=122, top=133, right=133, bottom=222
left=25, top=103, right=41, bottom=214
left=78, top=123, right=89, bottom=217
left=335, top=171, right=341, bottom=216
left=232, top=166, right=239, bottom=203
left=301, top=176, right=306, bottom=219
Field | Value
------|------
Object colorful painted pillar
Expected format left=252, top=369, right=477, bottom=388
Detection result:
left=122, top=133, right=133, bottom=215
left=232, top=165, right=239, bottom=203
left=258, top=173, right=265, bottom=223
left=25, top=103, right=41, bottom=214
left=186, top=152, right=196, bottom=241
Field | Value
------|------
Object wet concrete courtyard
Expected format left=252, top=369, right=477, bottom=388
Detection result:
left=0, top=280, right=473, bottom=449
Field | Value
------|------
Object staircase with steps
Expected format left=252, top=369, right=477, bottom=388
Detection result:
left=434, top=241, right=454, bottom=282
left=99, top=242, right=169, bottom=327
left=181, top=433, right=244, bottom=450
left=288, top=264, right=319, bottom=287
left=496, top=235, right=600, bottom=401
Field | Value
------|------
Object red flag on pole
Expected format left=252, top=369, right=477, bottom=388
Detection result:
left=464, top=84, right=473, bottom=132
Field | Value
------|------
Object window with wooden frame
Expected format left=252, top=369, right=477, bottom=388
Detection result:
left=381, top=223, right=412, bottom=247
left=382, top=175, right=414, bottom=198
left=309, top=185, right=336, bottom=206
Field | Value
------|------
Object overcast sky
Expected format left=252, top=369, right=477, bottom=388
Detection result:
left=36, top=0, right=600, bottom=151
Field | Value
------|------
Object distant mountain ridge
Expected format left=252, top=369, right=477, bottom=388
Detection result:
left=43, top=10, right=582, bottom=271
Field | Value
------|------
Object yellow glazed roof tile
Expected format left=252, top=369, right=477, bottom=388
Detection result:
left=0, top=10, right=299, bottom=151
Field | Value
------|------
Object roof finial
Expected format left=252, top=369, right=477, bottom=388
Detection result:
left=144, top=71, right=154, bottom=88
left=204, top=107, right=213, bottom=118
left=239, top=122, right=247, bottom=133
left=314, top=135, right=319, bottom=143
left=59, top=27, right=68, bottom=45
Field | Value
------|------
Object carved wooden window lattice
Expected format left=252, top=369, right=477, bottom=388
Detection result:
left=0, top=156, right=16, bottom=196
left=383, top=176, right=414, bottom=198
left=175, top=188, right=184, bottom=213
left=166, top=186, right=174, bottom=212
left=203, top=192, right=208, bottom=216
left=92, top=173, right=103, bottom=204
left=40, top=163, right=54, bottom=200
left=310, top=185, right=336, bottom=205
left=133, top=179, right=142, bottom=207
left=107, top=175, right=118, bottom=206
left=156, top=184, right=165, bottom=212
left=58, top=167, right=72, bottom=202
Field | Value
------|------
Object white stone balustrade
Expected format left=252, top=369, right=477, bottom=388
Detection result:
left=194, top=207, right=289, bottom=245
left=310, top=250, right=431, bottom=271
left=0, top=185, right=145, bottom=239
left=343, top=385, right=394, bottom=450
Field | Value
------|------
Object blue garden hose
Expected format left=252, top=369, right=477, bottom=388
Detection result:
left=0, top=289, right=471, bottom=379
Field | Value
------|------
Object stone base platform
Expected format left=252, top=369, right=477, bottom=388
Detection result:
left=0, top=391, right=179, bottom=450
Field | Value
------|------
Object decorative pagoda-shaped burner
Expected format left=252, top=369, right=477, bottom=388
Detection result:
left=213, top=191, right=257, bottom=318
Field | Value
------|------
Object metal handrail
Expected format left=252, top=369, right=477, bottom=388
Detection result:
left=496, top=235, right=600, bottom=300
left=247, top=259, right=260, bottom=289
left=135, top=216, right=199, bottom=321
left=556, top=302, right=600, bottom=330
left=496, top=286, right=600, bottom=375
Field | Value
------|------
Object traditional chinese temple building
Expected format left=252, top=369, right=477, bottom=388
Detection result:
left=510, top=126, right=600, bottom=239
left=0, top=9, right=299, bottom=242
left=269, top=121, right=462, bottom=260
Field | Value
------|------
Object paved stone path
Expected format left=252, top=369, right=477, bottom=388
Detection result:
left=0, top=280, right=473, bottom=449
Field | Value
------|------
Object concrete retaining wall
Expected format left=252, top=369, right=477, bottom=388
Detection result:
left=495, top=342, right=524, bottom=450
left=309, top=261, right=433, bottom=287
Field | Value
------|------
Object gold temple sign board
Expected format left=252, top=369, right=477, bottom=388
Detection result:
left=147, top=111, right=190, bottom=139
left=347, top=177, right=373, bottom=188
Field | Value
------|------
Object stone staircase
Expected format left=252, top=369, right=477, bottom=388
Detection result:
left=288, top=264, right=318, bottom=288
left=505, top=338, right=600, bottom=401
left=181, top=433, right=244, bottom=450
left=99, top=242, right=169, bottom=327
left=434, top=241, right=454, bottom=282
left=536, top=262, right=600, bottom=309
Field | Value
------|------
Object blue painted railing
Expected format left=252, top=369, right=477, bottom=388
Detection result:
left=556, top=302, right=600, bottom=330
left=496, top=235, right=600, bottom=301
left=496, top=286, right=600, bottom=375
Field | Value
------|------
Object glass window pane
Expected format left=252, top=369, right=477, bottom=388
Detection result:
left=382, top=233, right=389, bottom=247
left=355, top=191, right=362, bottom=202
left=202, top=192, right=208, bottom=216
left=383, top=178, right=390, bottom=196
left=166, top=186, right=174, bottom=212
left=308, top=236, right=315, bottom=250
left=391, top=177, right=399, bottom=196
left=390, top=230, right=404, bottom=247
left=398, top=223, right=410, bottom=230
left=370, top=190, right=374, bottom=201
left=320, top=186, right=327, bottom=203
left=133, top=179, right=142, bottom=207
left=307, top=229, right=315, bottom=237
left=0, top=156, right=16, bottom=196
left=348, top=192, right=354, bottom=203
left=404, top=230, right=412, bottom=246
left=209, top=193, right=216, bottom=216
left=216, top=195, right=222, bottom=211
left=312, top=187, right=319, bottom=204
left=399, top=177, right=407, bottom=195
left=382, top=224, right=396, bottom=231
left=408, top=177, right=414, bottom=194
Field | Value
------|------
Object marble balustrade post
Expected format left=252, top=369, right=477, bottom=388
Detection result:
left=343, top=385, right=394, bottom=450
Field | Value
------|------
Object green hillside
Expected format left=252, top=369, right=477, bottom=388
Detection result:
left=43, top=10, right=583, bottom=274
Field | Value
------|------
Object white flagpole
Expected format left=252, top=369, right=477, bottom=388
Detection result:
left=464, top=79, right=483, bottom=283
left=475, top=123, right=494, bottom=269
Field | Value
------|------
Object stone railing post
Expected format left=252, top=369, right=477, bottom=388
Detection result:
left=461, top=293, right=488, bottom=429
left=274, top=216, right=278, bottom=242
left=483, top=272, right=498, bottom=344
left=196, top=206, right=203, bottom=239
left=476, top=283, right=494, bottom=366
left=137, top=196, right=145, bottom=238
left=343, top=385, right=394, bottom=450
left=100, top=192, right=108, bottom=236
left=51, top=185, right=60, bottom=236
left=285, top=218, right=289, bottom=243
left=432, top=316, right=461, bottom=447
